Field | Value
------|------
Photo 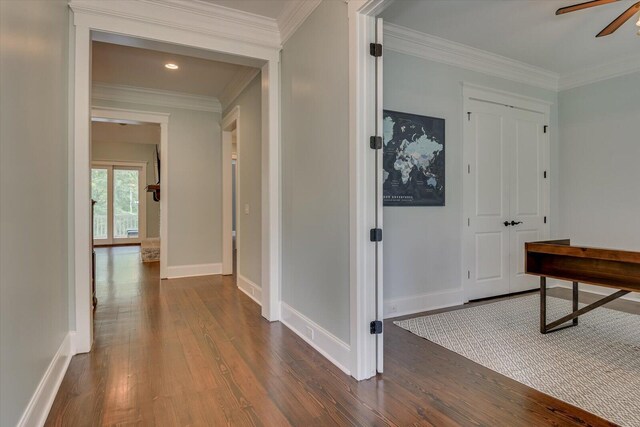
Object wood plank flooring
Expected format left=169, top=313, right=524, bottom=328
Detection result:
left=46, top=246, right=618, bottom=426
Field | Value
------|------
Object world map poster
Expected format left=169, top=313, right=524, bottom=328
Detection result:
left=383, top=110, right=445, bottom=206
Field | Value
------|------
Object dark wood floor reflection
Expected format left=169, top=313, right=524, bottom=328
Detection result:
left=46, top=247, right=615, bottom=426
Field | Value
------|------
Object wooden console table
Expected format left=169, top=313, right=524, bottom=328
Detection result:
left=525, top=239, right=640, bottom=333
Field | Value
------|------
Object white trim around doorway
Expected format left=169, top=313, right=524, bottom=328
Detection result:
left=222, top=106, right=240, bottom=276
left=71, top=2, right=282, bottom=353
left=91, top=107, right=169, bottom=276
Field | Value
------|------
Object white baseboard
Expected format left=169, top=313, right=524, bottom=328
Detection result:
left=280, top=303, right=351, bottom=376
left=17, top=331, right=75, bottom=427
left=166, top=263, right=221, bottom=279
left=237, top=274, right=262, bottom=305
left=552, top=280, right=640, bottom=302
left=384, top=287, right=465, bottom=319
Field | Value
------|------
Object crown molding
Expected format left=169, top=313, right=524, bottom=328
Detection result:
left=558, top=54, right=640, bottom=91
left=278, top=0, right=322, bottom=45
left=92, top=83, right=222, bottom=113
left=219, top=68, right=261, bottom=110
left=70, top=0, right=323, bottom=51
left=384, top=23, right=560, bottom=92
left=69, top=0, right=281, bottom=52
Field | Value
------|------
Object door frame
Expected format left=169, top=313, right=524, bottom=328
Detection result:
left=348, top=0, right=395, bottom=381
left=222, top=106, right=240, bottom=275
left=461, top=83, right=552, bottom=303
left=92, top=108, right=168, bottom=273
left=71, top=3, right=282, bottom=354
left=91, top=160, right=148, bottom=245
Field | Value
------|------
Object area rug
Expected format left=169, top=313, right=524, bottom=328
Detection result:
left=394, top=294, right=640, bottom=426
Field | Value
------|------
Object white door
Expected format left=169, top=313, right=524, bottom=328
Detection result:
left=374, top=17, right=384, bottom=374
left=464, top=98, right=548, bottom=300
left=508, top=108, right=547, bottom=293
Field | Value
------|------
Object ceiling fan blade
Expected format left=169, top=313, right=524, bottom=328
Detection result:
left=596, top=1, right=640, bottom=36
left=556, top=0, right=619, bottom=15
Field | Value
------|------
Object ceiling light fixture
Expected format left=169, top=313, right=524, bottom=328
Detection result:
left=164, top=63, right=179, bottom=70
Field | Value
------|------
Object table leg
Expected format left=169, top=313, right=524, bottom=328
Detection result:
left=572, top=281, right=579, bottom=326
left=540, top=276, right=546, bottom=334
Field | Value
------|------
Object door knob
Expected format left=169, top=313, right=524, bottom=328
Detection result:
left=503, top=221, right=511, bottom=227
left=510, top=220, right=523, bottom=226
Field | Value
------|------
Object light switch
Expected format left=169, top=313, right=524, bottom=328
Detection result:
left=244, top=203, right=249, bottom=215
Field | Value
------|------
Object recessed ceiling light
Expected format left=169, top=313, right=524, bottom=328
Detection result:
left=164, top=63, right=179, bottom=70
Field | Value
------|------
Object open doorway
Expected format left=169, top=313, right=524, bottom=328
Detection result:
left=71, top=14, right=277, bottom=352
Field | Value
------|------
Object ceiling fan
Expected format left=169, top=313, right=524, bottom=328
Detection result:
left=556, top=0, right=640, bottom=37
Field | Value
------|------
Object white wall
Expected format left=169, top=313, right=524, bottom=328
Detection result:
left=224, top=73, right=262, bottom=288
left=281, top=0, right=351, bottom=343
left=383, top=50, right=558, bottom=317
left=557, top=71, right=640, bottom=296
left=92, top=139, right=161, bottom=238
left=0, top=0, right=71, bottom=425
left=93, top=99, right=222, bottom=269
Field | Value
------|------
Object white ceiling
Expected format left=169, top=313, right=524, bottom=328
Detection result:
left=380, top=0, right=640, bottom=75
left=198, top=0, right=292, bottom=19
left=92, top=41, right=257, bottom=98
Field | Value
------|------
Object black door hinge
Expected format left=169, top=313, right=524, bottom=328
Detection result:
left=544, top=170, right=547, bottom=179
left=370, top=228, right=382, bottom=242
left=370, top=136, right=382, bottom=149
left=467, top=112, right=471, bottom=121
left=370, top=320, right=383, bottom=334
left=370, top=43, right=382, bottom=57
left=544, top=216, right=547, bottom=224
left=544, top=125, right=548, bottom=134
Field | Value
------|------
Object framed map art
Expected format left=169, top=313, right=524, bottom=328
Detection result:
left=383, top=110, right=445, bottom=206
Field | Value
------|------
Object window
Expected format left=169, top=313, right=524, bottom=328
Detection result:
left=91, top=161, right=146, bottom=244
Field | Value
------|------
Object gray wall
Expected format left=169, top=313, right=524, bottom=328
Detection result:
left=93, top=99, right=222, bottom=267
left=92, top=139, right=161, bottom=238
left=281, top=0, right=350, bottom=343
left=383, top=50, right=558, bottom=310
left=0, top=0, right=70, bottom=425
left=558, top=72, right=640, bottom=251
left=224, top=73, right=262, bottom=286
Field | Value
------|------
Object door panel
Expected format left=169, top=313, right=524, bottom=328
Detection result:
left=92, top=167, right=110, bottom=244
left=475, top=113, right=504, bottom=217
left=509, top=110, right=547, bottom=293
left=465, top=101, right=510, bottom=300
left=113, top=168, right=141, bottom=242
left=374, top=17, right=384, bottom=374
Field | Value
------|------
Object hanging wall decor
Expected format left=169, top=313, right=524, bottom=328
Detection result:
left=383, top=110, right=445, bottom=206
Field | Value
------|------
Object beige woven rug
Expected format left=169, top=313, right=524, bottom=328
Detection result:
left=395, top=295, right=640, bottom=426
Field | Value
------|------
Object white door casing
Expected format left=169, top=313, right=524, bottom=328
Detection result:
left=71, top=1, right=282, bottom=353
left=463, top=84, right=550, bottom=301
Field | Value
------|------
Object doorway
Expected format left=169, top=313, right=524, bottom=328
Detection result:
left=71, top=5, right=281, bottom=353
left=222, top=107, right=240, bottom=276
left=462, top=85, right=551, bottom=301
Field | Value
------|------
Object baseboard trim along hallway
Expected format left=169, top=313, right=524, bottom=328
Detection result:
left=280, top=302, right=351, bottom=375
left=165, top=263, right=222, bottom=279
left=17, top=332, right=75, bottom=427
left=237, top=274, right=262, bottom=305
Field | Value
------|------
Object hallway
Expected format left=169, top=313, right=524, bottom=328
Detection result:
left=45, top=247, right=610, bottom=426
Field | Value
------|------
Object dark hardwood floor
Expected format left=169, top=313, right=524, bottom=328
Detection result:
left=46, top=246, right=618, bottom=426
